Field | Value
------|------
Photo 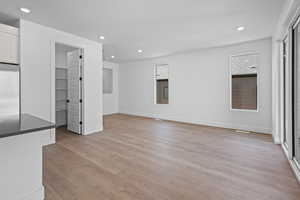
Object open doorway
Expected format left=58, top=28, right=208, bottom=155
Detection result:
left=55, top=43, right=84, bottom=137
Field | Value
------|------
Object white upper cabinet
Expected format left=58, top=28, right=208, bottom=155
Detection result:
left=0, top=24, right=19, bottom=64
left=156, top=64, right=169, bottom=80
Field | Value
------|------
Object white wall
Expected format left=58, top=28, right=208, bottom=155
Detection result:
left=20, top=19, right=103, bottom=143
left=55, top=43, right=77, bottom=68
left=55, top=45, right=67, bottom=67
left=119, top=38, right=272, bottom=133
left=103, top=61, right=119, bottom=115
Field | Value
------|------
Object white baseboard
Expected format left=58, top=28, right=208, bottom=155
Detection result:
left=83, top=128, right=103, bottom=135
left=289, top=159, right=300, bottom=184
left=103, top=112, right=119, bottom=116
left=17, top=186, right=44, bottom=200
left=119, top=111, right=272, bottom=134
left=281, top=144, right=300, bottom=184
left=273, top=134, right=281, bottom=144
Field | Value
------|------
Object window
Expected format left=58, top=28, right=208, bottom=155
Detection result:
left=230, top=53, right=259, bottom=111
left=156, top=80, right=169, bottom=104
left=155, top=64, right=169, bottom=104
left=232, top=74, right=257, bottom=110
left=103, top=68, right=113, bottom=94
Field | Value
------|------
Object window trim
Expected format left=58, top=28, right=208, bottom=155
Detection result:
left=229, top=52, right=260, bottom=112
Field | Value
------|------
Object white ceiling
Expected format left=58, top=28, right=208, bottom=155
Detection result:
left=0, top=0, right=285, bottom=63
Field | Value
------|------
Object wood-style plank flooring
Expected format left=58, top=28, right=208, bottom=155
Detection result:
left=43, top=114, right=300, bottom=200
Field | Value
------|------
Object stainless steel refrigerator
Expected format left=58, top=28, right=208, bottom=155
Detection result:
left=0, top=63, right=19, bottom=117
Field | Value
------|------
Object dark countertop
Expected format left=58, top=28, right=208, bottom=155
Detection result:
left=0, top=114, right=55, bottom=139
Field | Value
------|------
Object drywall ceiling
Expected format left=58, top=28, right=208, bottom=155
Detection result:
left=0, top=0, right=284, bottom=62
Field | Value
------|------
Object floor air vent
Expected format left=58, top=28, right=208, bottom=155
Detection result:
left=235, top=130, right=251, bottom=134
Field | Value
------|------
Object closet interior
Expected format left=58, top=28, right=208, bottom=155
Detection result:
left=55, top=43, right=83, bottom=134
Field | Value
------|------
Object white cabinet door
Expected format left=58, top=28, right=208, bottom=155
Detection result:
left=156, top=65, right=169, bottom=80
left=0, top=24, right=19, bottom=64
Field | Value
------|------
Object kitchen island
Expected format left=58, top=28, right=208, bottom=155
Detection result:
left=0, top=114, right=55, bottom=200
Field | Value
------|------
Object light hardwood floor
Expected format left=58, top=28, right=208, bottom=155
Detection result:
left=44, top=114, right=300, bottom=200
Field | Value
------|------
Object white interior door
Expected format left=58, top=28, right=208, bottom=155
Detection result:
left=67, top=49, right=82, bottom=134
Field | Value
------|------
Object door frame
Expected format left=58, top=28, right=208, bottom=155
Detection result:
left=282, top=36, right=288, bottom=150
left=281, top=30, right=294, bottom=160
left=291, top=15, right=300, bottom=167
left=50, top=40, right=85, bottom=142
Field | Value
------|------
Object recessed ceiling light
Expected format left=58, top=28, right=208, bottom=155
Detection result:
left=20, top=7, right=31, bottom=13
left=138, top=49, right=143, bottom=53
left=237, top=26, right=245, bottom=31
left=99, top=36, right=105, bottom=40
left=111, top=56, right=115, bottom=58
